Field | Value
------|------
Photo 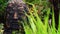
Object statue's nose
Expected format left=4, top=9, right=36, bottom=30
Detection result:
left=13, top=12, right=18, bottom=19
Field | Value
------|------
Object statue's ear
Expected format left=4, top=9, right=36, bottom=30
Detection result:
left=24, top=4, right=29, bottom=13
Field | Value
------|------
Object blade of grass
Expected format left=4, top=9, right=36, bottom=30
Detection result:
left=51, top=7, right=56, bottom=34
left=57, top=11, right=60, bottom=34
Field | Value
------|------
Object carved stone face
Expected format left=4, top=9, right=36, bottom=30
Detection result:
left=6, top=2, right=26, bottom=20
left=4, top=0, right=27, bottom=34
left=5, top=2, right=26, bottom=29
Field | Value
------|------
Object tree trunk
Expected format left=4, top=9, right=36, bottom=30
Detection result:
left=49, top=0, right=59, bottom=29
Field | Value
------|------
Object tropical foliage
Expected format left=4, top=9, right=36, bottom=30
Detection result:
left=0, top=0, right=60, bottom=34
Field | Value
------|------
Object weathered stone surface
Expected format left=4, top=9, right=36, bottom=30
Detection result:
left=4, top=0, right=28, bottom=34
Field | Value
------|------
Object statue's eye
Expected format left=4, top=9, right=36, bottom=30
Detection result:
left=8, top=3, right=13, bottom=7
left=13, top=7, right=16, bottom=10
left=18, top=7, right=24, bottom=9
left=9, top=11, right=14, bottom=14
left=18, top=7, right=24, bottom=12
